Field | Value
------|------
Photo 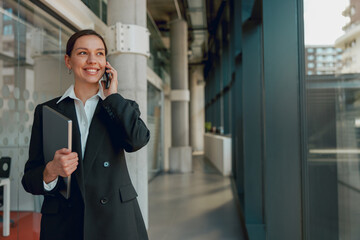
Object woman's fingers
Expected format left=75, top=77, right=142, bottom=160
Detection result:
left=51, top=149, right=79, bottom=177
left=61, top=160, right=79, bottom=177
left=103, top=61, right=118, bottom=97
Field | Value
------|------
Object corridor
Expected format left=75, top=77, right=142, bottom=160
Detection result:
left=148, top=154, right=246, bottom=240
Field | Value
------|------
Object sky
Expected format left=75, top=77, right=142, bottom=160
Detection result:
left=304, top=0, right=349, bottom=45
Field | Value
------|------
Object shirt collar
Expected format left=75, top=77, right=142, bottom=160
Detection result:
left=57, top=82, right=105, bottom=104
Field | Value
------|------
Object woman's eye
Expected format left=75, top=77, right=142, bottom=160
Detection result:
left=97, top=52, right=104, bottom=56
left=78, top=51, right=87, bottom=55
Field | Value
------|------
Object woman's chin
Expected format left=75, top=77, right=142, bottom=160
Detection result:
left=76, top=77, right=101, bottom=85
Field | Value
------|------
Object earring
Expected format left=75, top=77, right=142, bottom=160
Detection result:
left=68, top=69, right=72, bottom=74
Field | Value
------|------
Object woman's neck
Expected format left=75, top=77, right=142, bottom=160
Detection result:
left=74, top=81, right=99, bottom=105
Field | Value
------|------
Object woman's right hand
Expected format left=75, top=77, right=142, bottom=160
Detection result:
left=43, top=148, right=79, bottom=183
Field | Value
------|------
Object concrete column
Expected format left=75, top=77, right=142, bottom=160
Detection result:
left=190, top=66, right=205, bottom=152
left=107, top=0, right=148, bottom=227
left=163, top=84, right=172, bottom=172
left=169, top=19, right=192, bottom=172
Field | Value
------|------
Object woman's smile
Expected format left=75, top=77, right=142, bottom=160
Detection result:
left=83, top=67, right=101, bottom=75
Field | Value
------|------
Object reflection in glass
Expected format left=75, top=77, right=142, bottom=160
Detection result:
left=147, top=83, right=162, bottom=180
left=0, top=0, right=73, bottom=238
left=304, top=0, right=360, bottom=239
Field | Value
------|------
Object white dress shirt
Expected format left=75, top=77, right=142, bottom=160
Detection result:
left=44, top=83, right=105, bottom=191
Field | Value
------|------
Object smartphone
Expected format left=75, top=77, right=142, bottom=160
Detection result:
left=103, top=59, right=111, bottom=89
left=104, top=67, right=110, bottom=89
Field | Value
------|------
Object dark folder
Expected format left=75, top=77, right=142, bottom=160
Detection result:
left=43, top=105, right=72, bottom=199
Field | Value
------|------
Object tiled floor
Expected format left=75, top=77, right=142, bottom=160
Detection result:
left=148, top=155, right=245, bottom=240
left=0, top=211, right=41, bottom=240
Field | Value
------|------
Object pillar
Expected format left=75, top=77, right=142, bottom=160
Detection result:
left=190, top=66, right=205, bottom=152
left=107, top=0, right=148, bottom=227
left=169, top=18, right=192, bottom=172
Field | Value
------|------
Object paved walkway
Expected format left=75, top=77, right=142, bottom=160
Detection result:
left=148, top=155, right=246, bottom=240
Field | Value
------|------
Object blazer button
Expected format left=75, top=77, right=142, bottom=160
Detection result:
left=100, top=197, right=108, bottom=205
left=104, top=161, right=110, bottom=167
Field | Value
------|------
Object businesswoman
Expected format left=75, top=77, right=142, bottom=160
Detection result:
left=22, top=29, right=150, bottom=240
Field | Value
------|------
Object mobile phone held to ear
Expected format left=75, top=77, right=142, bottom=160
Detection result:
left=104, top=68, right=110, bottom=89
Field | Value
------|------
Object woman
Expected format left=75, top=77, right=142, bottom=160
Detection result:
left=22, top=29, right=150, bottom=240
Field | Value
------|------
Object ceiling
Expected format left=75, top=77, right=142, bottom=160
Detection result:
left=147, top=0, right=223, bottom=65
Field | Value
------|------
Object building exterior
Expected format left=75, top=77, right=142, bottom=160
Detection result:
left=335, top=0, right=360, bottom=73
left=305, top=45, right=342, bottom=75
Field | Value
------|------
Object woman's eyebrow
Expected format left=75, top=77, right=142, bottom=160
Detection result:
left=74, top=47, right=105, bottom=51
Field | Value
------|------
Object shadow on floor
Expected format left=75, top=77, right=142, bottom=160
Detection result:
left=148, top=155, right=246, bottom=240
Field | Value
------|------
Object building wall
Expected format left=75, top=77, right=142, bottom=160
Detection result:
left=340, top=34, right=360, bottom=73
left=336, top=1, right=360, bottom=74
left=305, top=45, right=342, bottom=75
left=348, top=0, right=360, bottom=25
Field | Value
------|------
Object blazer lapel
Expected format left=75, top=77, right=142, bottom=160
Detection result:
left=56, top=98, right=85, bottom=200
left=83, top=100, right=106, bottom=180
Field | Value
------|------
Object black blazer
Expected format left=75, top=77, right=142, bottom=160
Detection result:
left=22, top=93, right=150, bottom=240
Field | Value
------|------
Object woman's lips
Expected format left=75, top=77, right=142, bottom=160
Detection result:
left=84, top=68, right=99, bottom=74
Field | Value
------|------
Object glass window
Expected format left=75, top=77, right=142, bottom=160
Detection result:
left=327, top=55, right=334, bottom=61
left=3, top=8, right=12, bottom=20
left=147, top=13, right=170, bottom=81
left=147, top=83, right=163, bottom=180
left=308, top=63, right=315, bottom=68
left=308, top=48, right=314, bottom=53
left=0, top=0, right=73, bottom=238
left=3, top=25, right=12, bottom=35
left=304, top=0, right=360, bottom=238
left=101, top=0, right=107, bottom=23
left=308, top=55, right=315, bottom=61
left=351, top=6, right=356, bottom=16
left=81, top=0, right=107, bottom=23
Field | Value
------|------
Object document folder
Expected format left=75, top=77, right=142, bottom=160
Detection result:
left=43, top=105, right=72, bottom=199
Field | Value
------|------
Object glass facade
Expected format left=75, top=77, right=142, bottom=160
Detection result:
left=81, top=0, right=107, bottom=24
left=146, top=12, right=168, bottom=178
left=0, top=0, right=73, bottom=237
left=147, top=83, right=162, bottom=180
left=146, top=12, right=167, bottom=179
left=147, top=13, right=170, bottom=86
left=204, top=22, right=232, bottom=136
left=305, top=74, right=360, bottom=239
left=304, top=0, right=360, bottom=239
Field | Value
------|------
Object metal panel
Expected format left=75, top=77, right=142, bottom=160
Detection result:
left=262, top=0, right=303, bottom=239
left=242, top=20, right=266, bottom=239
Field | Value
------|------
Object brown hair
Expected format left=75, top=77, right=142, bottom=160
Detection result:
left=66, top=29, right=108, bottom=56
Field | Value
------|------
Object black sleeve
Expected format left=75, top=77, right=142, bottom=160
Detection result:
left=101, top=93, right=150, bottom=152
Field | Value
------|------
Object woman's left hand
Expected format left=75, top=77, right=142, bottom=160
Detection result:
left=102, top=61, right=118, bottom=97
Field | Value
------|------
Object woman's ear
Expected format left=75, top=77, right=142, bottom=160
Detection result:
left=64, top=54, right=71, bottom=70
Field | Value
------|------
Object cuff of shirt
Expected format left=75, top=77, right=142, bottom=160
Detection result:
left=43, top=177, right=58, bottom=191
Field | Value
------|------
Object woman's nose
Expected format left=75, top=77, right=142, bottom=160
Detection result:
left=86, top=54, right=96, bottom=64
